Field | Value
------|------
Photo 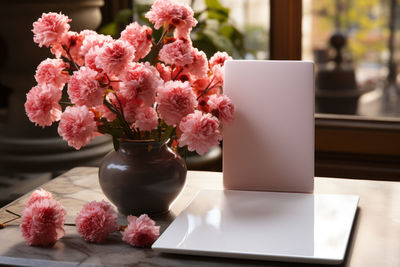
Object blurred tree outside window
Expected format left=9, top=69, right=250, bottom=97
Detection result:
left=303, top=0, right=400, bottom=117
left=99, top=0, right=269, bottom=60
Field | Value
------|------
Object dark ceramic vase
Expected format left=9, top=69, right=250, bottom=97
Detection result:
left=98, top=140, right=187, bottom=216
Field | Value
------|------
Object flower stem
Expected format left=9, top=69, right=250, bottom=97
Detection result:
left=151, top=26, right=171, bottom=65
left=103, top=95, right=136, bottom=139
left=62, top=45, right=79, bottom=71
left=173, top=67, right=184, bottom=80
left=196, top=76, right=216, bottom=100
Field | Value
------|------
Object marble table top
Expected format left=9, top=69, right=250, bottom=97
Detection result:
left=0, top=167, right=399, bottom=267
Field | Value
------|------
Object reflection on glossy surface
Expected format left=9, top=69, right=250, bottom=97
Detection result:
left=153, top=190, right=358, bottom=264
left=106, top=163, right=128, bottom=171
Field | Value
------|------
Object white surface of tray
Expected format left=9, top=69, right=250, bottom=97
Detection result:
left=152, top=189, right=359, bottom=264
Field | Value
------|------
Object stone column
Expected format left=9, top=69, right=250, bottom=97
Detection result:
left=0, top=0, right=113, bottom=173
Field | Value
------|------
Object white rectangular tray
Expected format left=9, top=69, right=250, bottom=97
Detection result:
left=152, top=190, right=359, bottom=264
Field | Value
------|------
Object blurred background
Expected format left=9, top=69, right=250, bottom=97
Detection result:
left=1, top=0, right=399, bottom=206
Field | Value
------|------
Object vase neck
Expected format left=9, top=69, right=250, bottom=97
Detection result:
left=119, top=141, right=166, bottom=155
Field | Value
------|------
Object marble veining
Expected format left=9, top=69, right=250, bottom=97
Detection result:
left=0, top=167, right=265, bottom=266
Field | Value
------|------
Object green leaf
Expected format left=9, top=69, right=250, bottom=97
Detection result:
left=202, top=28, right=234, bottom=54
left=207, top=9, right=229, bottom=23
left=115, top=9, right=134, bottom=23
left=160, top=125, right=174, bottom=144
left=109, top=128, right=123, bottom=138
left=112, top=137, right=120, bottom=151
left=205, top=0, right=230, bottom=16
left=220, top=24, right=235, bottom=38
left=151, top=130, right=159, bottom=142
left=98, top=22, right=118, bottom=37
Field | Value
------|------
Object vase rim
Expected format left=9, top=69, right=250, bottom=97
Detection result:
left=118, top=139, right=170, bottom=146
left=119, top=138, right=157, bottom=143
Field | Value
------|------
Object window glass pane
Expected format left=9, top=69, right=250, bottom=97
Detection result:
left=136, top=0, right=269, bottom=59
left=303, top=0, right=400, bottom=118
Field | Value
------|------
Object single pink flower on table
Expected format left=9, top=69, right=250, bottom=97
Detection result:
left=120, top=22, right=153, bottom=61
left=20, top=198, right=66, bottom=246
left=179, top=110, right=222, bottom=155
left=208, top=95, right=235, bottom=124
left=75, top=200, right=118, bottom=243
left=145, top=0, right=197, bottom=39
left=185, top=48, right=208, bottom=79
left=121, top=214, right=160, bottom=247
left=119, top=62, right=162, bottom=106
left=35, top=58, right=69, bottom=89
left=159, top=38, right=193, bottom=67
left=68, top=67, right=105, bottom=107
left=95, top=40, right=135, bottom=76
left=134, top=106, right=158, bottom=131
left=32, top=12, right=71, bottom=48
left=25, top=188, right=53, bottom=208
left=157, top=80, right=197, bottom=126
left=58, top=105, right=97, bottom=150
left=25, top=84, right=62, bottom=128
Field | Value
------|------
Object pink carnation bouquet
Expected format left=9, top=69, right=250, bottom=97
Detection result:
left=26, top=0, right=234, bottom=155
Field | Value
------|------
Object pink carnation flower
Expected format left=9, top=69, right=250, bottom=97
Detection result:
left=145, top=0, right=197, bottom=38
left=26, top=188, right=53, bottom=208
left=95, top=40, right=135, bottom=76
left=96, top=104, right=116, bottom=122
left=35, top=58, right=69, bottom=89
left=25, top=84, right=62, bottom=128
left=57, top=105, right=97, bottom=150
left=208, top=95, right=235, bottom=124
left=179, top=110, right=222, bottom=155
left=75, top=200, right=118, bottom=243
left=84, top=47, right=103, bottom=72
left=209, top=51, right=232, bottom=68
left=64, top=32, right=85, bottom=65
left=157, top=81, right=197, bottom=126
left=122, top=100, right=141, bottom=123
left=20, top=198, right=66, bottom=246
left=192, top=77, right=220, bottom=98
left=209, top=51, right=232, bottom=87
left=49, top=31, right=85, bottom=66
left=68, top=67, right=105, bottom=107
left=32, top=12, right=71, bottom=47
left=121, top=214, right=160, bottom=247
left=119, top=63, right=162, bottom=106
left=134, top=106, right=158, bottom=131
left=156, top=63, right=172, bottom=82
left=159, top=38, right=193, bottom=67
left=185, top=48, right=208, bottom=79
left=102, top=93, right=140, bottom=123
left=80, top=31, right=113, bottom=57
left=120, top=22, right=153, bottom=61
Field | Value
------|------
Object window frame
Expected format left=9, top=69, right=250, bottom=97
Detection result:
left=270, top=0, right=400, bottom=180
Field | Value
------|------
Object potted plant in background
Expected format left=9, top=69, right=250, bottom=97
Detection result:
left=25, top=0, right=234, bottom=215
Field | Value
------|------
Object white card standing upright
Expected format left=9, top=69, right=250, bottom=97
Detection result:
left=223, top=60, right=314, bottom=193
left=153, top=60, right=359, bottom=265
